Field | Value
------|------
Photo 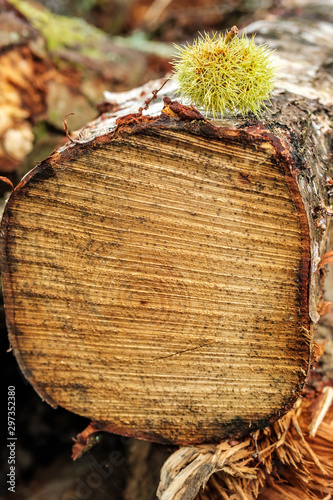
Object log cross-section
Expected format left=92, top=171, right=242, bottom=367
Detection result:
left=1, top=110, right=312, bottom=444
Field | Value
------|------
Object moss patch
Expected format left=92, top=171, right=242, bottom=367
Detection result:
left=8, top=0, right=112, bottom=58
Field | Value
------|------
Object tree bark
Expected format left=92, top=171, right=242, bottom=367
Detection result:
left=1, top=15, right=333, bottom=496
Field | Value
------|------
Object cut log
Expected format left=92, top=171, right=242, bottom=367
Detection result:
left=1, top=18, right=332, bottom=447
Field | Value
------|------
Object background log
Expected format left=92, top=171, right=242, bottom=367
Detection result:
left=0, top=0, right=172, bottom=179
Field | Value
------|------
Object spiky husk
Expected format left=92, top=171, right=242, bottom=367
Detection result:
left=173, top=31, right=275, bottom=118
left=157, top=386, right=333, bottom=500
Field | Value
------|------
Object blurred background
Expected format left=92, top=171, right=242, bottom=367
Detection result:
left=1, top=1, right=333, bottom=499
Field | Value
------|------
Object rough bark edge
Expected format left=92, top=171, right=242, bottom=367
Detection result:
left=0, top=98, right=312, bottom=443
left=157, top=384, right=333, bottom=500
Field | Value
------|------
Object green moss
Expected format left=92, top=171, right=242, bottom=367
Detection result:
left=113, top=32, right=174, bottom=58
left=32, top=122, right=48, bottom=142
left=8, top=0, right=109, bottom=55
left=173, top=28, right=276, bottom=117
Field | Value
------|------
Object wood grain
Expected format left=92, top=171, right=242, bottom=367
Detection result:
left=2, top=126, right=310, bottom=444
